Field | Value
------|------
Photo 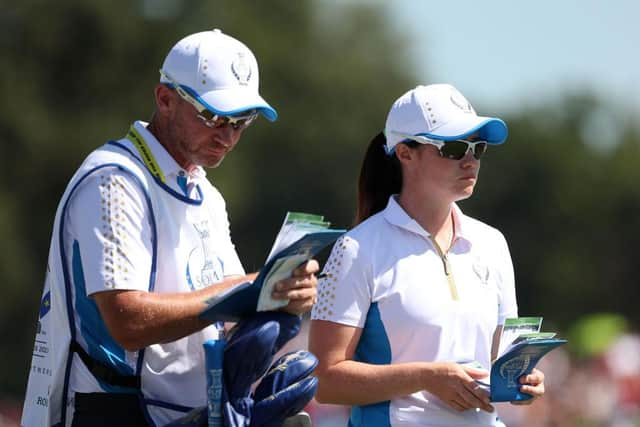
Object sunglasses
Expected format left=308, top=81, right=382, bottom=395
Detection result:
left=391, top=131, right=488, bottom=160
left=159, top=69, right=258, bottom=130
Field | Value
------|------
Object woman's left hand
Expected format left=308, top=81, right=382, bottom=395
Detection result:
left=511, top=368, right=545, bottom=405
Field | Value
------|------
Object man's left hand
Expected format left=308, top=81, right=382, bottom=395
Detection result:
left=272, top=260, right=319, bottom=315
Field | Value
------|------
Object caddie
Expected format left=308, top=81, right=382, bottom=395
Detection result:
left=21, top=29, right=319, bottom=427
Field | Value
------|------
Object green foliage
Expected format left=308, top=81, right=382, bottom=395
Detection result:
left=567, top=313, right=628, bottom=358
left=465, top=94, right=640, bottom=331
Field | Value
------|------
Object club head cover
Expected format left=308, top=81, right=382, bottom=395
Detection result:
left=253, top=351, right=318, bottom=402
left=267, top=312, right=302, bottom=352
left=217, top=313, right=304, bottom=427
left=228, top=312, right=301, bottom=355
left=250, top=376, right=319, bottom=427
left=224, top=320, right=280, bottom=402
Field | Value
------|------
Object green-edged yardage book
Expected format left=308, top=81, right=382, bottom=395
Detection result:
left=468, top=317, right=567, bottom=402
left=200, top=212, right=345, bottom=322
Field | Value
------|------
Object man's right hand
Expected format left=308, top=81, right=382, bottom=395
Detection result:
left=271, top=260, right=320, bottom=316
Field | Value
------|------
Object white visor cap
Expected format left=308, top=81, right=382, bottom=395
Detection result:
left=384, top=84, right=507, bottom=153
left=160, top=29, right=277, bottom=121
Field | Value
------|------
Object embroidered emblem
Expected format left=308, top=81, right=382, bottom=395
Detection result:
left=231, top=52, right=252, bottom=85
left=450, top=88, right=473, bottom=113
left=472, top=260, right=490, bottom=284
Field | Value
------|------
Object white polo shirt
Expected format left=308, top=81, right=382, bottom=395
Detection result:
left=22, top=121, right=244, bottom=426
left=311, top=196, right=517, bottom=427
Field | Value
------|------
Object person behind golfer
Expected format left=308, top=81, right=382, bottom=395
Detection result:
left=309, top=84, right=545, bottom=426
left=22, top=29, right=319, bottom=426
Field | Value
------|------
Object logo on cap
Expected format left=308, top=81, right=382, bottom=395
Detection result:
left=231, top=52, right=252, bottom=86
left=450, top=89, right=473, bottom=113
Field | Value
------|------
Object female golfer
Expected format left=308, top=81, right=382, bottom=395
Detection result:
left=309, top=84, right=545, bottom=426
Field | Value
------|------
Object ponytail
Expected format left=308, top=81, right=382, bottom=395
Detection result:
left=354, top=132, right=403, bottom=226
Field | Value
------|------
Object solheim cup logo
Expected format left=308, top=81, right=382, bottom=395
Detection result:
left=472, top=261, right=490, bottom=285
left=186, top=221, right=224, bottom=291
left=499, top=355, right=531, bottom=388
left=231, top=52, right=252, bottom=85
left=450, top=88, right=473, bottom=113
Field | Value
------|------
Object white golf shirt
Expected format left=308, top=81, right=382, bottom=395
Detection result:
left=312, top=196, right=518, bottom=427
left=22, top=121, right=244, bottom=426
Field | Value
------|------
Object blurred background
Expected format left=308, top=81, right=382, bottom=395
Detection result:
left=1, top=0, right=639, bottom=426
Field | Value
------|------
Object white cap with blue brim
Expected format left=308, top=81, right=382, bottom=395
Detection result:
left=160, top=29, right=277, bottom=121
left=384, top=84, right=507, bottom=154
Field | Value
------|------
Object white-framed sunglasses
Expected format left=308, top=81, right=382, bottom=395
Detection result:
left=390, top=131, right=488, bottom=160
left=159, top=69, right=258, bottom=130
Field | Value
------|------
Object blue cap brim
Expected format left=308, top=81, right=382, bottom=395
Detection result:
left=419, top=117, right=508, bottom=144
left=474, top=118, right=508, bottom=144
left=198, top=94, right=278, bottom=122
left=179, top=84, right=278, bottom=122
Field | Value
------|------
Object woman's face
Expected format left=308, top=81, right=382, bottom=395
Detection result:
left=398, top=136, right=482, bottom=204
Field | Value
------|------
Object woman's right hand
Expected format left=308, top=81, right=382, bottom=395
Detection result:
left=423, top=362, right=494, bottom=413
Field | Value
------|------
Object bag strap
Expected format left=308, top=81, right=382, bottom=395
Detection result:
left=70, top=340, right=141, bottom=390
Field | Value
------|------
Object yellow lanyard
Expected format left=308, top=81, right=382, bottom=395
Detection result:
left=125, top=125, right=167, bottom=183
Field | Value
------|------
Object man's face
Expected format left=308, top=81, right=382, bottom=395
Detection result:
left=153, top=84, right=256, bottom=170
left=167, top=94, right=247, bottom=169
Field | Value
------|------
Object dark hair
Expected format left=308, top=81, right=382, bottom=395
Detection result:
left=354, top=132, right=420, bottom=226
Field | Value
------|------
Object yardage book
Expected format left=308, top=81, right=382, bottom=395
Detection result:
left=466, top=317, right=567, bottom=402
left=200, top=212, right=345, bottom=322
